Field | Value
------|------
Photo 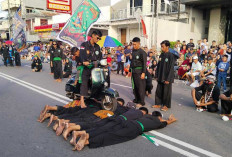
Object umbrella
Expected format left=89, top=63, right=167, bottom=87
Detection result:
left=97, top=36, right=123, bottom=47
left=5, top=40, right=13, bottom=45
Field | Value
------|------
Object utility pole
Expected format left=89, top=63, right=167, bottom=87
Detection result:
left=154, top=0, right=159, bottom=50
left=8, top=0, right=11, bottom=39
left=150, top=0, right=155, bottom=48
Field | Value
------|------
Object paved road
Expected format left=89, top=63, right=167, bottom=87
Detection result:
left=0, top=59, right=231, bottom=157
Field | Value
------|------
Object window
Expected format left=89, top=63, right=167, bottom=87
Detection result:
left=26, top=20, right=31, bottom=31
left=26, top=9, right=33, bottom=13
left=205, top=27, right=209, bottom=34
left=40, top=19, right=48, bottom=26
left=191, top=17, right=195, bottom=32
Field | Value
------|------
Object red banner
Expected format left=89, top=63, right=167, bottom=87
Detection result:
left=47, top=0, right=72, bottom=14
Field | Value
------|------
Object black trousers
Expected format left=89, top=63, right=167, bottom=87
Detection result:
left=53, top=60, right=62, bottom=79
left=63, top=71, right=71, bottom=78
left=195, top=91, right=219, bottom=113
left=117, top=62, right=124, bottom=75
left=80, top=68, right=91, bottom=97
left=87, top=118, right=123, bottom=138
left=221, top=91, right=232, bottom=114
left=15, top=53, right=21, bottom=66
left=88, top=122, right=141, bottom=148
left=155, top=82, right=172, bottom=108
left=3, top=56, right=12, bottom=66
left=31, top=63, right=42, bottom=72
left=132, top=72, right=146, bottom=105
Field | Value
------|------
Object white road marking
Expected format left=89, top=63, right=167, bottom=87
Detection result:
left=0, top=72, right=71, bottom=101
left=150, top=131, right=222, bottom=157
left=111, top=83, right=132, bottom=89
left=142, top=136, right=200, bottom=157
left=24, top=65, right=31, bottom=67
left=0, top=72, right=223, bottom=157
left=0, top=74, right=69, bottom=104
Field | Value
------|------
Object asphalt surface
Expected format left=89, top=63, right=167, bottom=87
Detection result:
left=0, top=59, right=231, bottom=157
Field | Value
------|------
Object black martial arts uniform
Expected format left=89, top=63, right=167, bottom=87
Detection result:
left=88, top=114, right=167, bottom=148
left=51, top=48, right=63, bottom=79
left=15, top=51, right=21, bottom=66
left=31, top=58, right=42, bottom=72
left=63, top=61, right=72, bottom=78
left=79, top=41, right=102, bottom=96
left=130, top=48, right=147, bottom=105
left=146, top=70, right=153, bottom=95
left=48, top=46, right=54, bottom=73
left=0, top=45, right=9, bottom=66
left=155, top=52, right=175, bottom=108
left=194, top=83, right=220, bottom=112
left=221, top=90, right=232, bottom=114
left=87, top=108, right=144, bottom=138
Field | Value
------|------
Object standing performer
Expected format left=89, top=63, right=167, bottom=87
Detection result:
left=130, top=37, right=147, bottom=107
left=0, top=42, right=9, bottom=66
left=47, top=39, right=54, bottom=74
left=153, top=40, right=175, bottom=111
left=51, top=41, right=64, bottom=82
left=14, top=49, right=21, bottom=66
left=79, top=30, right=102, bottom=108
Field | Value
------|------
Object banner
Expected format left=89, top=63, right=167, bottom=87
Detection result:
left=13, top=29, right=26, bottom=52
left=12, top=5, right=26, bottom=40
left=56, top=0, right=100, bottom=47
left=47, top=0, right=72, bottom=14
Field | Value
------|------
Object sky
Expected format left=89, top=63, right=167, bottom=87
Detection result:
left=0, top=0, right=122, bottom=18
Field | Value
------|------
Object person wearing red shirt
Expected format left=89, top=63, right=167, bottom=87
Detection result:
left=106, top=53, right=112, bottom=87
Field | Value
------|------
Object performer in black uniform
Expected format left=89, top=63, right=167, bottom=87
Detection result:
left=31, top=55, right=42, bottom=72
left=72, top=111, right=177, bottom=150
left=51, top=41, right=64, bottom=82
left=63, top=58, right=72, bottom=78
left=130, top=37, right=147, bottom=107
left=79, top=30, right=102, bottom=108
left=153, top=40, right=175, bottom=112
left=0, top=42, right=9, bottom=66
left=47, top=39, right=54, bottom=74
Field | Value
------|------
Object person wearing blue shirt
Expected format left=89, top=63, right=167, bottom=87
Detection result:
left=217, top=55, right=229, bottom=92
left=34, top=44, right=40, bottom=52
left=116, top=46, right=124, bottom=75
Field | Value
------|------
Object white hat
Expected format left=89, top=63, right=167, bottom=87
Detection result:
left=206, top=75, right=216, bottom=82
left=193, top=56, right=198, bottom=60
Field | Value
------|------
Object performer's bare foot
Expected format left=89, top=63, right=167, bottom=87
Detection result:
left=50, top=73, right=54, bottom=75
left=80, top=100, right=87, bottom=108
left=161, top=106, right=168, bottom=112
left=63, top=124, right=80, bottom=140
left=53, top=121, right=59, bottom=131
left=70, top=131, right=84, bottom=146
left=152, top=105, right=161, bottom=108
left=136, top=104, right=143, bottom=108
left=57, top=79, right=62, bottom=83
left=56, top=121, right=66, bottom=136
left=47, top=114, right=58, bottom=127
left=55, top=79, right=59, bottom=82
left=39, top=113, right=51, bottom=123
left=74, top=132, right=87, bottom=151
left=220, top=114, right=232, bottom=117
left=38, top=105, right=48, bottom=121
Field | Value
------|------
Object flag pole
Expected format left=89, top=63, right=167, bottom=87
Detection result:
left=8, top=0, right=12, bottom=39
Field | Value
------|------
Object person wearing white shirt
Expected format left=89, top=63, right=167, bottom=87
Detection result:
left=186, top=56, right=202, bottom=84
